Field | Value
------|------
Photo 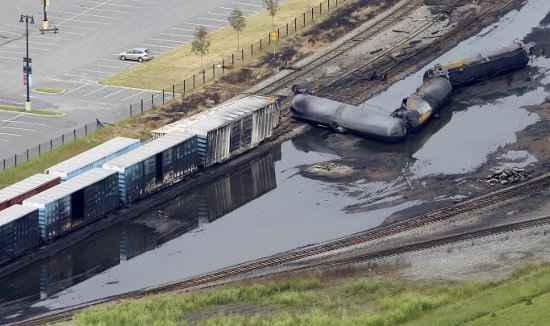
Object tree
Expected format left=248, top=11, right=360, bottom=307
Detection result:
left=191, top=26, right=211, bottom=67
left=263, top=0, right=279, bottom=30
left=228, top=9, right=246, bottom=50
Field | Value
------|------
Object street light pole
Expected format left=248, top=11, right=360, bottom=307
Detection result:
left=42, top=0, right=49, bottom=30
left=19, top=15, right=34, bottom=112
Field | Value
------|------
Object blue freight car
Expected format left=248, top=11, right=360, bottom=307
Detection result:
left=103, top=132, right=199, bottom=205
left=23, top=168, right=120, bottom=241
left=0, top=205, right=39, bottom=265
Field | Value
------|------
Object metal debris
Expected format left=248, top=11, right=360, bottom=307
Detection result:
left=483, top=168, right=529, bottom=186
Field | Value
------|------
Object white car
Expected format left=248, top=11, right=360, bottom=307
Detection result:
left=119, top=48, right=153, bottom=62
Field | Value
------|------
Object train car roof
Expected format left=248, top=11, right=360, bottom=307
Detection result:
left=0, top=174, right=59, bottom=204
left=0, top=205, right=37, bottom=226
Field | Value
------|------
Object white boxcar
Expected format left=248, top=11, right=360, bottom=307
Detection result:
left=151, top=95, right=280, bottom=167
left=46, top=137, right=141, bottom=180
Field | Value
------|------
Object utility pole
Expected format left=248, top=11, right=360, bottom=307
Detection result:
left=42, top=0, right=49, bottom=30
left=20, top=15, right=34, bottom=112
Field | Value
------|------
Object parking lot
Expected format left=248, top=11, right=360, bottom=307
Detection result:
left=0, top=0, right=267, bottom=163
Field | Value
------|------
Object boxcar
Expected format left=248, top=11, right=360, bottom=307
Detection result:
left=46, top=137, right=140, bottom=180
left=0, top=174, right=60, bottom=212
left=23, top=168, right=120, bottom=241
left=103, top=132, right=198, bottom=205
left=151, top=95, right=280, bottom=167
left=0, top=205, right=40, bottom=265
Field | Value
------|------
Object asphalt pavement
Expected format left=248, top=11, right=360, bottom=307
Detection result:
left=0, top=0, right=266, bottom=163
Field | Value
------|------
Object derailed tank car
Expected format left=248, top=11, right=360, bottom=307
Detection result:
left=392, top=75, right=453, bottom=130
left=103, top=132, right=199, bottom=205
left=23, top=168, right=120, bottom=241
left=424, top=41, right=533, bottom=87
left=291, top=94, right=408, bottom=142
left=0, top=205, right=39, bottom=265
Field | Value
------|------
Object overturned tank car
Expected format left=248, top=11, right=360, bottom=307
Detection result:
left=423, top=41, right=534, bottom=87
left=291, top=94, right=408, bottom=142
left=291, top=41, right=533, bottom=142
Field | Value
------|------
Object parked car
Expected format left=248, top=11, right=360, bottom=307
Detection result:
left=119, top=48, right=153, bottom=62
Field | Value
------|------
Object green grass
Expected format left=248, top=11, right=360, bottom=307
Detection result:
left=33, top=87, right=65, bottom=94
left=65, top=263, right=550, bottom=326
left=0, top=116, right=154, bottom=189
left=101, top=0, right=337, bottom=90
left=0, top=104, right=63, bottom=116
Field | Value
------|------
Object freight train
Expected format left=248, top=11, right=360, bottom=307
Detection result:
left=291, top=41, right=534, bottom=140
left=0, top=95, right=280, bottom=266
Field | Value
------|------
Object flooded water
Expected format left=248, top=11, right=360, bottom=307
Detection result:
left=365, top=0, right=550, bottom=177
left=3, top=0, right=550, bottom=321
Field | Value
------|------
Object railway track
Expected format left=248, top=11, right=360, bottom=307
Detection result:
left=10, top=172, right=550, bottom=326
left=254, top=0, right=424, bottom=96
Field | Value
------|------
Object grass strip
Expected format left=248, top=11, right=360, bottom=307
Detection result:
left=33, top=87, right=65, bottom=94
left=64, top=264, right=550, bottom=326
left=0, top=104, right=63, bottom=116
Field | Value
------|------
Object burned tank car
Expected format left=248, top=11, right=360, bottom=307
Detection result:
left=424, top=41, right=533, bottom=88
left=291, top=94, right=407, bottom=142
left=392, top=76, right=453, bottom=130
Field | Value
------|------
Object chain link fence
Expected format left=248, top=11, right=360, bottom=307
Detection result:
left=0, top=0, right=345, bottom=172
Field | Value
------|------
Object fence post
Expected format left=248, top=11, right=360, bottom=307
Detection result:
left=202, top=70, right=206, bottom=83
left=303, top=12, right=306, bottom=26
left=328, top=0, right=330, bottom=10
left=2, top=159, right=5, bottom=170
left=14, top=154, right=16, bottom=167
left=193, top=74, right=196, bottom=88
left=62, top=134, right=65, bottom=144
left=222, top=59, right=225, bottom=74
left=212, top=63, right=216, bottom=80
left=85, top=124, right=88, bottom=136
left=241, top=48, right=244, bottom=62
left=268, top=32, right=271, bottom=45
left=26, top=149, right=29, bottom=161
left=50, top=139, right=53, bottom=151
left=336, top=0, right=338, bottom=6
left=295, top=17, right=297, bottom=31
left=140, top=99, right=144, bottom=113
left=260, top=39, right=262, bottom=50
left=73, top=129, right=76, bottom=139
left=183, top=80, right=186, bottom=95
left=277, top=28, right=280, bottom=40
left=312, top=7, right=314, bottom=20
left=151, top=94, right=154, bottom=108
left=231, top=53, right=234, bottom=65
left=38, top=144, right=41, bottom=155
left=286, top=23, right=289, bottom=36
left=162, top=89, right=165, bottom=104
left=130, top=104, right=133, bottom=116
left=172, top=84, right=175, bottom=97
left=320, top=2, right=322, bottom=15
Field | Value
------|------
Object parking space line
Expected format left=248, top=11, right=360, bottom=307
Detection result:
left=198, top=17, right=227, bottom=23
left=64, top=83, right=92, bottom=95
left=159, top=33, right=192, bottom=38
left=78, top=6, right=128, bottom=14
left=143, top=43, right=176, bottom=49
left=168, top=26, right=195, bottom=31
left=219, top=6, right=256, bottom=12
left=0, top=126, right=35, bottom=132
left=73, top=68, right=113, bottom=75
left=149, top=38, right=188, bottom=43
left=120, top=91, right=144, bottom=102
left=0, top=132, right=23, bottom=137
left=103, top=88, right=126, bottom=98
left=83, top=86, right=108, bottom=97
left=75, top=20, right=112, bottom=25
left=48, top=9, right=115, bottom=19
left=231, top=1, right=263, bottom=8
left=0, top=56, right=18, bottom=61
left=181, top=21, right=218, bottom=28
left=0, top=138, right=8, bottom=143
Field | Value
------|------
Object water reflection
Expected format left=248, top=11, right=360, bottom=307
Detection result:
left=0, top=149, right=280, bottom=323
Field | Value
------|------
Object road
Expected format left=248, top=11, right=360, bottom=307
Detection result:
left=0, top=0, right=266, bottom=166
